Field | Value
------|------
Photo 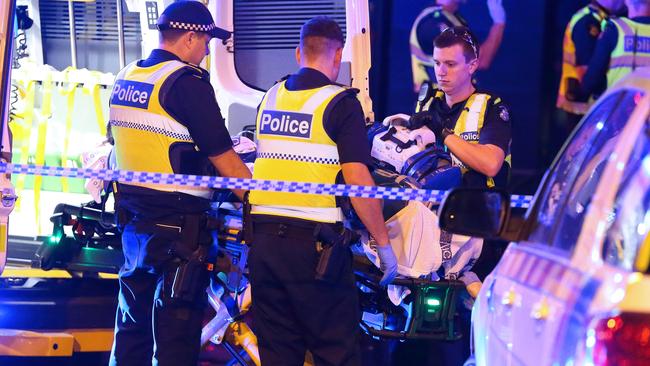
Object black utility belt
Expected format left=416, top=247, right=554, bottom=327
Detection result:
left=251, top=215, right=342, bottom=241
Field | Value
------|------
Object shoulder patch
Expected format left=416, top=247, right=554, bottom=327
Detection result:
left=589, top=24, right=600, bottom=37
left=498, top=105, right=510, bottom=122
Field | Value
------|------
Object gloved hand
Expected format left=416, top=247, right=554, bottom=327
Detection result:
left=376, top=244, right=398, bottom=286
left=487, top=0, right=506, bottom=24
left=409, top=111, right=443, bottom=141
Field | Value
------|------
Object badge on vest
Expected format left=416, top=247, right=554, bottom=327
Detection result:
left=259, top=110, right=313, bottom=139
left=111, top=80, right=154, bottom=109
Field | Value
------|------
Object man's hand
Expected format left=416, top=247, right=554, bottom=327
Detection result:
left=409, top=111, right=442, bottom=140
left=376, top=244, right=398, bottom=286
left=487, top=0, right=506, bottom=24
left=208, top=148, right=252, bottom=201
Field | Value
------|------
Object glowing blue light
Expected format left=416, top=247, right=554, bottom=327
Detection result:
left=596, top=121, right=604, bottom=130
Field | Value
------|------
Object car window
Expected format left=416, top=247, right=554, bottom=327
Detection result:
left=529, top=90, right=643, bottom=251
left=602, top=122, right=650, bottom=271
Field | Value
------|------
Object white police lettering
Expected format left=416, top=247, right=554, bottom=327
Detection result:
left=110, top=80, right=154, bottom=109
left=259, top=110, right=313, bottom=139
left=459, top=131, right=479, bottom=141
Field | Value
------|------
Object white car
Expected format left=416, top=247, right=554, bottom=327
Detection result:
left=439, top=69, right=650, bottom=366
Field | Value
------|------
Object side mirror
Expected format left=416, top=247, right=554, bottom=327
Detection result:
left=438, top=187, right=510, bottom=239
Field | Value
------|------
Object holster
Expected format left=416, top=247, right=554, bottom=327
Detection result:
left=134, top=212, right=219, bottom=302
left=314, top=224, right=360, bottom=284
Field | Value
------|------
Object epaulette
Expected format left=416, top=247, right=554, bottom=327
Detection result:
left=183, top=63, right=210, bottom=81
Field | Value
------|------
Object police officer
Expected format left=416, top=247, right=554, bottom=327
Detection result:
left=248, top=16, right=398, bottom=366
left=411, top=26, right=511, bottom=189
left=108, top=1, right=251, bottom=365
left=557, top=0, right=625, bottom=129
left=579, top=0, right=650, bottom=98
left=410, top=0, right=506, bottom=93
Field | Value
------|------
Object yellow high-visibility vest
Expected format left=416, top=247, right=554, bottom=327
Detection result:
left=607, top=17, right=650, bottom=87
left=250, top=81, right=351, bottom=223
left=557, top=4, right=608, bottom=115
left=109, top=60, right=213, bottom=198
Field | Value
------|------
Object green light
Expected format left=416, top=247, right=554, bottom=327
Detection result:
left=426, top=298, right=441, bottom=307
left=49, top=234, right=62, bottom=244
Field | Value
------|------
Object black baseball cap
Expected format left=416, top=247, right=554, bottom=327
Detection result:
left=157, top=0, right=231, bottom=40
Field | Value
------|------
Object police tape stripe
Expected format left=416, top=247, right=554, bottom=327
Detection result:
left=0, top=163, right=534, bottom=208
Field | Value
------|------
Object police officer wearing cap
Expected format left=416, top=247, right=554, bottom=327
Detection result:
left=411, top=26, right=511, bottom=189
left=578, top=0, right=650, bottom=99
left=108, top=1, right=251, bottom=365
left=247, top=16, right=398, bottom=366
left=410, top=0, right=506, bottom=93
left=557, top=0, right=624, bottom=131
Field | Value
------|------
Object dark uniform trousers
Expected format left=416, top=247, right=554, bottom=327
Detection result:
left=109, top=222, right=208, bottom=366
left=249, top=216, right=361, bottom=366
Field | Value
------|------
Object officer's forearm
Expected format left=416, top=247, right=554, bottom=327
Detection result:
left=209, top=149, right=252, bottom=201
left=341, top=163, right=390, bottom=245
left=443, top=135, right=505, bottom=177
left=478, top=23, right=505, bottom=70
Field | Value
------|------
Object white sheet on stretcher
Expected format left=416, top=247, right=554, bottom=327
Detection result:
left=362, top=201, right=483, bottom=305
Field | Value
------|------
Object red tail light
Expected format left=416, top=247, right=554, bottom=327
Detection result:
left=591, top=312, right=650, bottom=366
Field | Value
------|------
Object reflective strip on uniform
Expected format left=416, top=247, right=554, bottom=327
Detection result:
left=109, top=109, right=193, bottom=142
left=257, top=139, right=340, bottom=165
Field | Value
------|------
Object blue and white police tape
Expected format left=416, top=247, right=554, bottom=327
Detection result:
left=0, top=162, right=533, bottom=208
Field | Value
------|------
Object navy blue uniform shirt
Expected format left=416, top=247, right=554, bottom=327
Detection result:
left=582, top=16, right=650, bottom=97
left=284, top=67, right=372, bottom=165
left=139, top=49, right=233, bottom=157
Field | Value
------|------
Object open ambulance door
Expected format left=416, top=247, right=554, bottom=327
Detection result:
left=208, top=0, right=374, bottom=133
left=0, top=0, right=17, bottom=276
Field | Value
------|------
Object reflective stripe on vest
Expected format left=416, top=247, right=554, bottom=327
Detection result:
left=109, top=60, right=212, bottom=198
left=410, top=6, right=464, bottom=90
left=607, top=17, right=650, bottom=87
left=250, top=81, right=348, bottom=223
left=557, top=5, right=607, bottom=114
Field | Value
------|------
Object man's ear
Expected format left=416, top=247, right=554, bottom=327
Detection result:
left=295, top=46, right=301, bottom=65
left=335, top=47, right=343, bottom=63
left=468, top=57, right=479, bottom=74
left=186, top=31, right=198, bottom=48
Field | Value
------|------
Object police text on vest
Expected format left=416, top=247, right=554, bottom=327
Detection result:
left=259, top=110, right=313, bottom=139
left=111, top=80, right=154, bottom=109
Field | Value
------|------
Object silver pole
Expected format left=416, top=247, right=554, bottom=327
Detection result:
left=116, top=0, right=126, bottom=69
left=68, top=0, right=77, bottom=68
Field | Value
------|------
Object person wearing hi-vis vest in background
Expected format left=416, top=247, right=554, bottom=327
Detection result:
left=409, top=0, right=506, bottom=94
left=557, top=0, right=625, bottom=136
left=574, top=0, right=650, bottom=101
left=107, top=1, right=251, bottom=365
left=247, top=16, right=398, bottom=366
